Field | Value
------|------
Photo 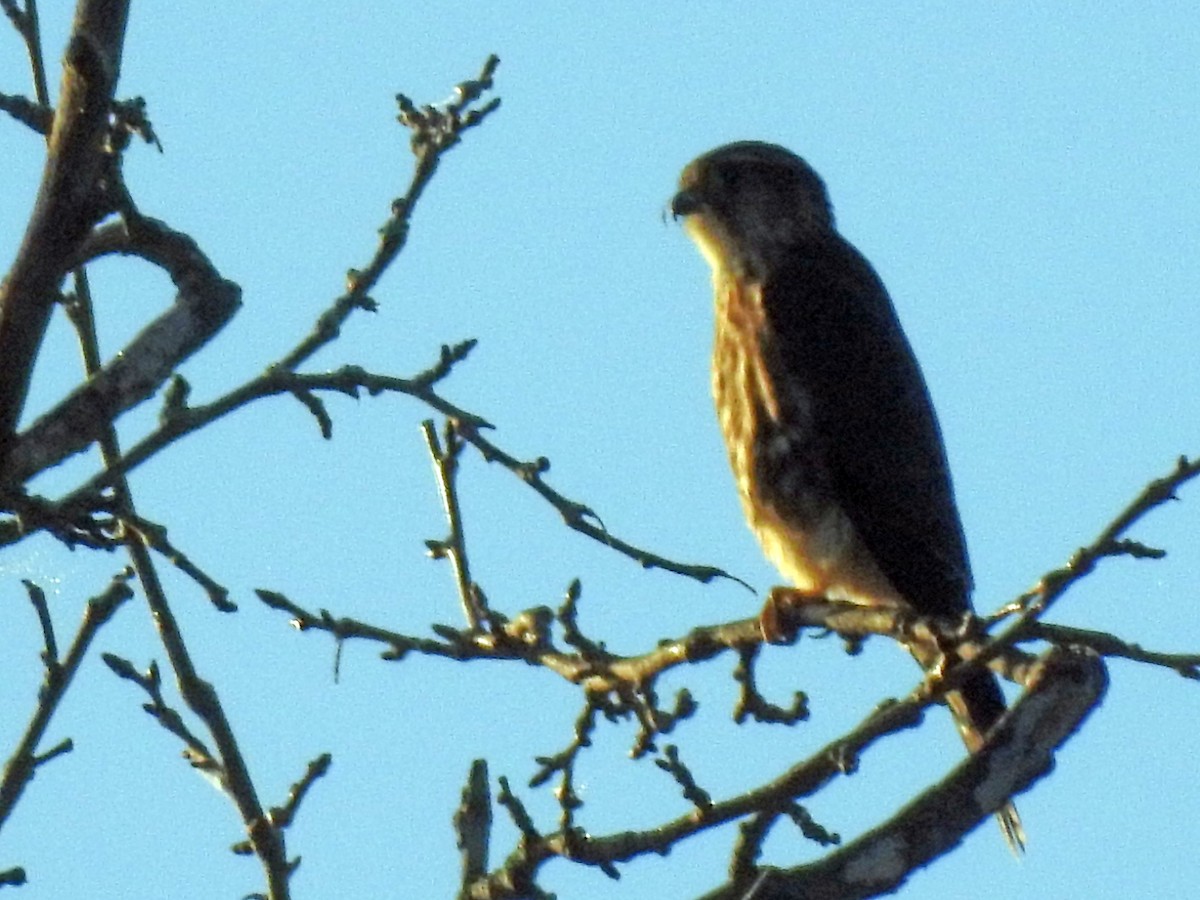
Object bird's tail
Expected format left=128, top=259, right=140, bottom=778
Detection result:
left=946, top=669, right=1027, bottom=855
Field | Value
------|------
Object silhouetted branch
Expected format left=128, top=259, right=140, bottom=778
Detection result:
left=455, top=760, right=492, bottom=900
left=1028, top=622, right=1200, bottom=679
left=1001, top=455, right=1198, bottom=621
left=0, top=570, right=133, bottom=831
left=123, top=512, right=235, bottom=612
left=700, top=647, right=1107, bottom=900
left=459, top=420, right=751, bottom=589
left=279, top=55, right=501, bottom=373
left=0, top=865, right=26, bottom=887
left=0, top=90, right=51, bottom=133
left=3, top=0, right=49, bottom=106
left=980, top=454, right=1200, bottom=671
left=733, top=644, right=809, bottom=725
left=232, top=753, right=333, bottom=857
left=0, top=0, right=131, bottom=464
left=102, top=653, right=224, bottom=788
left=6, top=216, right=241, bottom=483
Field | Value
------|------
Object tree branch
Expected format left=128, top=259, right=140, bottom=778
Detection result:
left=0, top=0, right=130, bottom=465
left=700, top=647, right=1108, bottom=900
left=0, top=570, right=133, bottom=831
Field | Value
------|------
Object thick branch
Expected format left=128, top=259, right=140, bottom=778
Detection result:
left=700, top=647, right=1108, bottom=900
left=0, top=0, right=130, bottom=464
left=465, top=647, right=1105, bottom=897
left=6, top=218, right=241, bottom=483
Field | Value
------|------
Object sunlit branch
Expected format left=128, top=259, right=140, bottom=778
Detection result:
left=423, top=419, right=486, bottom=631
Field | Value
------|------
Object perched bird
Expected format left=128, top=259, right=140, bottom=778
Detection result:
left=671, top=141, right=1023, bottom=853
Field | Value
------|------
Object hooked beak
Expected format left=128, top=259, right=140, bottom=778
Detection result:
left=670, top=188, right=703, bottom=220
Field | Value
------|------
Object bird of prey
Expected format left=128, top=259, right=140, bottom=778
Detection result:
left=671, top=141, right=1023, bottom=853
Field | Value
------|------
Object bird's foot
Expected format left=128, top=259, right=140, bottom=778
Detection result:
left=759, top=586, right=825, bottom=644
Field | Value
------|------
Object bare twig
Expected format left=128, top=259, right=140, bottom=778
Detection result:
left=279, top=55, right=501, bottom=373
left=1027, top=622, right=1200, bottom=679
left=530, top=700, right=599, bottom=836
left=230, top=753, right=333, bottom=856
left=1002, top=455, right=1199, bottom=620
left=253, top=585, right=758, bottom=687
left=414, top=339, right=479, bottom=387
left=0, top=90, right=52, bottom=133
left=123, top=512, right=235, bottom=612
left=101, top=654, right=224, bottom=790
left=981, top=454, right=1200, bottom=668
left=655, top=744, right=713, bottom=812
left=732, top=644, right=809, bottom=725
left=0, top=570, right=134, bottom=830
left=21, top=579, right=57, bottom=665
left=423, top=419, right=486, bottom=631
left=271, top=753, right=332, bottom=830
left=3, top=0, right=49, bottom=106
left=459, top=422, right=750, bottom=589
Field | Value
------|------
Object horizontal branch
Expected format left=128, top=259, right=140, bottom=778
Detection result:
left=458, top=422, right=748, bottom=588
left=1029, top=621, right=1199, bottom=680
left=35, top=365, right=488, bottom=513
left=0, top=90, right=52, bottom=133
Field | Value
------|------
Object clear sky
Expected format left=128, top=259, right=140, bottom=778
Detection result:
left=2, top=4, right=1198, bottom=899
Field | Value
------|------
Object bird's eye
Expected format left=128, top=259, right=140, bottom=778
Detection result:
left=714, top=165, right=742, bottom=191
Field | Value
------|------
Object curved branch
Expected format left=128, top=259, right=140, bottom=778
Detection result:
left=6, top=217, right=241, bottom=483
left=700, top=647, right=1108, bottom=900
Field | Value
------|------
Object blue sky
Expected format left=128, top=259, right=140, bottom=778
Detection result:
left=2, top=4, right=1198, bottom=898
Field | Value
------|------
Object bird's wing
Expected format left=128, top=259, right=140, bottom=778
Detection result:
left=760, top=233, right=1021, bottom=851
left=761, top=234, right=972, bottom=618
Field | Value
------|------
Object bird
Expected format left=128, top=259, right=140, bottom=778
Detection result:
left=670, top=140, right=1024, bottom=853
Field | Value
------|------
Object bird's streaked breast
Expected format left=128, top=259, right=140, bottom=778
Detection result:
left=710, top=274, right=904, bottom=606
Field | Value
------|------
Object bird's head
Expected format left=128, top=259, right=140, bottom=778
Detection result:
left=671, top=141, right=834, bottom=282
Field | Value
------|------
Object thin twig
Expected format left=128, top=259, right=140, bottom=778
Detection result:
left=459, top=422, right=750, bottom=589
left=58, top=157, right=291, bottom=898
left=0, top=571, right=133, bottom=830
left=101, top=654, right=223, bottom=790
left=123, top=512, right=235, bottom=612
left=423, top=419, right=484, bottom=631
left=982, top=455, right=1200, bottom=666
left=279, top=56, right=501, bottom=373
left=0, top=90, right=52, bottom=133
left=21, top=578, right=57, bottom=665
left=1028, top=622, right=1200, bottom=679
left=3, top=0, right=50, bottom=106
